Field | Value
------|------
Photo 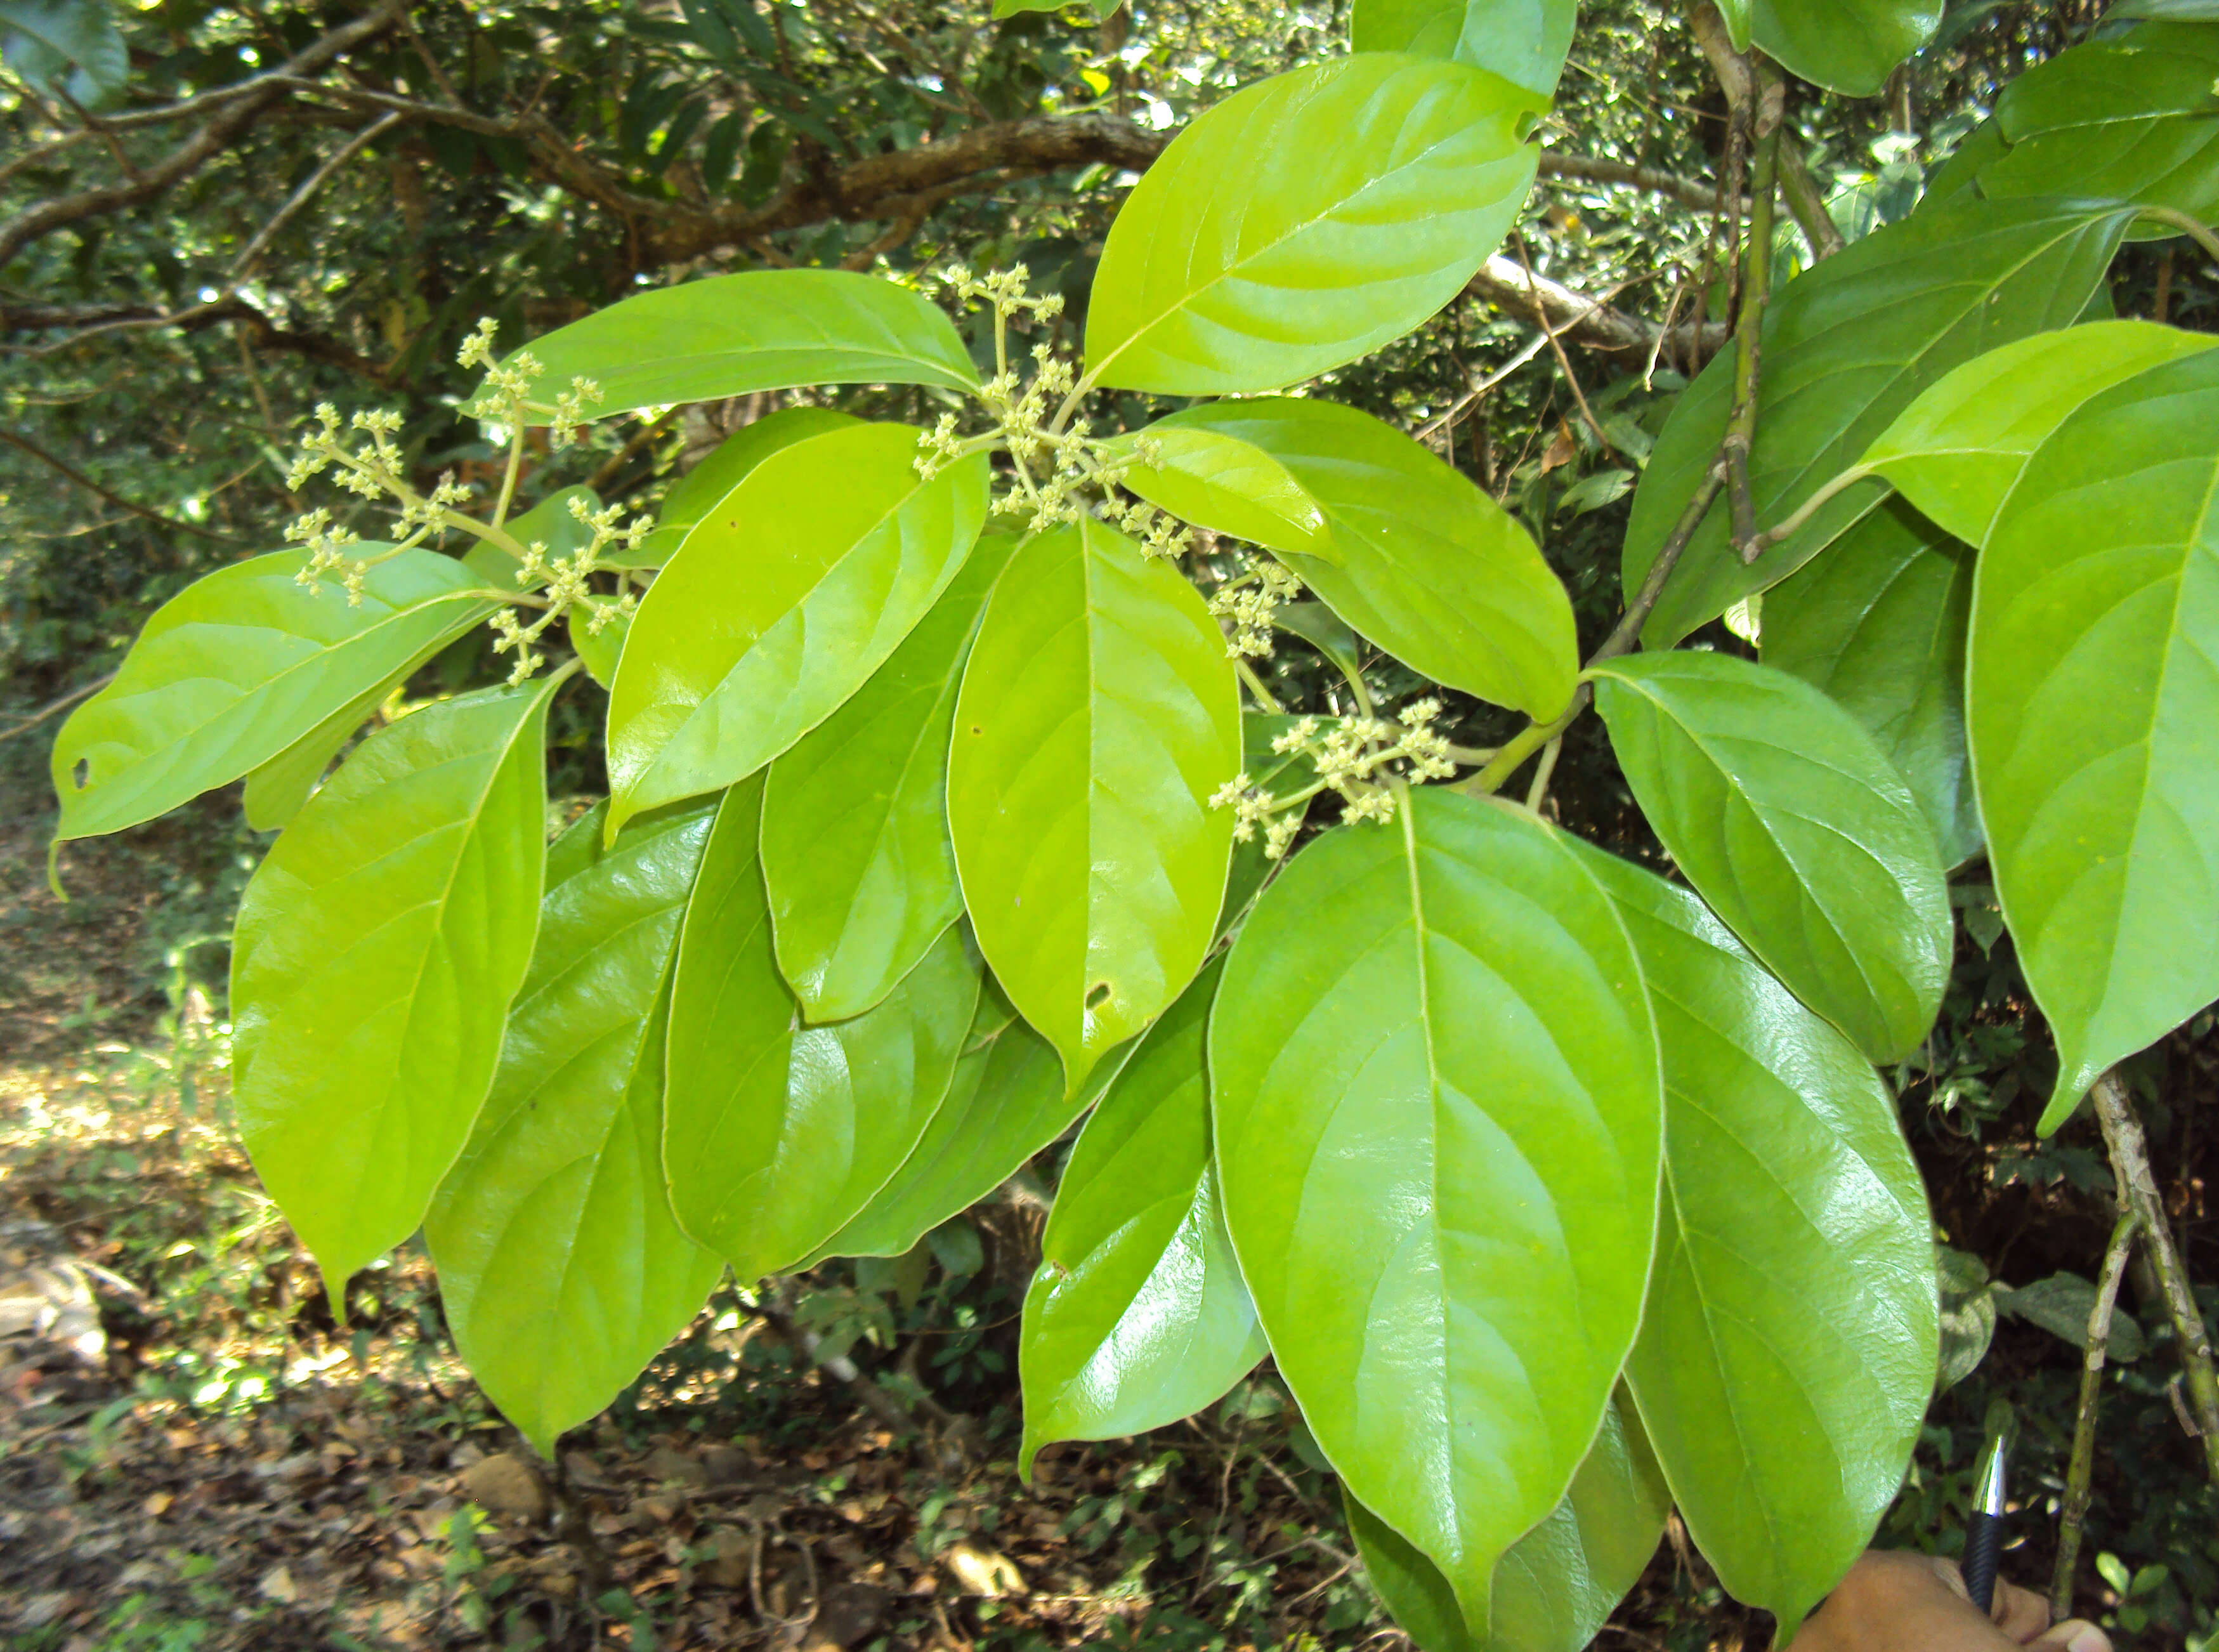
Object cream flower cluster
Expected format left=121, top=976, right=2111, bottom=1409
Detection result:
left=1210, top=697, right=1460, bottom=855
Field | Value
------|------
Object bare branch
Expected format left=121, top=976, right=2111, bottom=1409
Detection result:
left=0, top=0, right=405, bottom=271
left=0, top=429, right=245, bottom=544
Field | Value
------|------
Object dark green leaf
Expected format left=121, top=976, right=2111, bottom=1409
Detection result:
left=426, top=801, right=725, bottom=1455
left=1621, top=197, right=2132, bottom=647
left=802, top=981, right=1137, bottom=1264
left=948, top=517, right=1240, bottom=1092
left=1348, top=0, right=1573, bottom=104
left=1212, top=789, right=1661, bottom=1624
left=1018, top=957, right=1266, bottom=1475
left=472, top=270, right=979, bottom=423
left=52, top=549, right=492, bottom=841
left=0, top=0, right=128, bottom=103
left=1762, top=499, right=1981, bottom=867
left=1085, top=55, right=1537, bottom=395
left=1966, top=347, right=2219, bottom=1129
left=232, top=680, right=555, bottom=1292
left=663, top=781, right=981, bottom=1279
left=1590, top=651, right=1951, bottom=1063
left=1994, top=1274, right=2146, bottom=1362
left=1137, top=400, right=1579, bottom=720
left=763, top=534, right=1019, bottom=1023
left=605, top=424, right=990, bottom=837
left=1345, top=1391, right=1669, bottom=1652
left=1573, top=844, right=1938, bottom=1634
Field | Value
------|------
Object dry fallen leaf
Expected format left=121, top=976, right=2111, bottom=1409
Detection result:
left=943, top=1540, right=1024, bottom=1598
left=258, top=1565, right=299, bottom=1605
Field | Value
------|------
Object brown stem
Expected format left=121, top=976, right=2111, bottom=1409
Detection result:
left=2052, top=1212, right=2139, bottom=1618
left=1725, top=76, right=1784, bottom=564
left=2091, top=1070, right=2219, bottom=1483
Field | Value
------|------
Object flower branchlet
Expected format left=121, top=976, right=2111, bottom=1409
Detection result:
left=1209, top=697, right=1460, bottom=854
left=458, top=316, right=605, bottom=445
left=492, top=493, right=647, bottom=685
left=1209, top=560, right=1304, bottom=658
left=919, top=266, right=1193, bottom=546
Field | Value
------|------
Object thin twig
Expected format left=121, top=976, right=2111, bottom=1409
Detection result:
left=0, top=674, right=115, bottom=744
left=1725, top=75, right=1785, bottom=563
left=2052, top=1212, right=2139, bottom=1618
left=0, top=429, right=243, bottom=544
left=1414, top=331, right=1552, bottom=447
left=2091, top=1070, right=2219, bottom=1483
left=1514, top=231, right=1622, bottom=461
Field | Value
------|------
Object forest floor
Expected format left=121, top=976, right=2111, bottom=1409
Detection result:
left=1, top=738, right=2211, bottom=1652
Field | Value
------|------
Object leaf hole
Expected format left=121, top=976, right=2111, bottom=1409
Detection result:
left=72, top=757, right=89, bottom=790
left=1085, top=981, right=1112, bottom=1011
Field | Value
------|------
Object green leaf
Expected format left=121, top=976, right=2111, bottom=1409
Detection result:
left=1141, top=400, right=1578, bottom=720
left=51, top=548, right=494, bottom=841
left=1937, top=1246, right=1998, bottom=1390
left=663, top=781, right=982, bottom=1279
left=1967, top=347, right=2219, bottom=1130
left=634, top=408, right=861, bottom=567
left=425, top=801, right=725, bottom=1456
left=948, top=517, right=1240, bottom=1092
left=241, top=669, right=422, bottom=836
left=1856, top=321, right=2219, bottom=547
left=1716, top=0, right=1753, bottom=48
left=1751, top=0, right=1941, bottom=98
left=1979, top=28, right=2219, bottom=234
left=763, top=534, right=1020, bottom=1023
left=1571, top=844, right=1938, bottom=1634
left=1347, top=0, right=1574, bottom=104
left=1995, top=1273, right=2146, bottom=1363
left=802, top=981, right=1137, bottom=1263
left=1621, top=197, right=2133, bottom=648
left=231, top=680, right=556, bottom=1293
left=605, top=423, right=990, bottom=838
left=1018, top=957, right=1266, bottom=1476
left=1211, top=788, right=1661, bottom=1625
left=1084, top=55, right=1537, bottom=396
left=1101, top=423, right=1336, bottom=562
left=1762, top=500, right=1982, bottom=867
left=568, top=602, right=630, bottom=690
left=1345, top=1391, right=1669, bottom=1652
left=0, top=0, right=128, bottom=104
left=1590, top=652, right=1950, bottom=1063
left=471, top=270, right=978, bottom=423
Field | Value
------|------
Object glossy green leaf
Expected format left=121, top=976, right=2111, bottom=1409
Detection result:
left=1347, top=0, right=1573, bottom=105
left=1854, top=322, right=2219, bottom=548
left=1762, top=500, right=1982, bottom=867
left=1101, top=423, right=1335, bottom=561
left=231, top=680, right=555, bottom=1292
left=1751, top=0, right=1941, bottom=98
left=1967, top=348, right=2219, bottom=1130
left=949, top=517, right=1240, bottom=1091
left=1143, top=400, right=1578, bottom=719
left=240, top=669, right=416, bottom=835
left=1979, top=28, right=2219, bottom=233
left=1572, top=844, right=1938, bottom=1633
left=635, top=408, right=861, bottom=566
left=605, top=424, right=990, bottom=838
left=1211, top=788, right=1661, bottom=1625
left=1621, top=197, right=2132, bottom=647
left=1345, top=1391, right=1668, bottom=1652
left=425, top=800, right=725, bottom=1456
left=1590, top=651, right=1951, bottom=1064
left=51, top=548, right=494, bottom=841
left=1018, top=957, right=1266, bottom=1476
left=664, top=781, right=982, bottom=1279
left=1084, top=54, right=1538, bottom=395
left=1716, top=0, right=1753, bottom=48
left=762, top=535, right=1019, bottom=1023
left=471, top=270, right=978, bottom=423
left=803, top=983, right=1136, bottom=1264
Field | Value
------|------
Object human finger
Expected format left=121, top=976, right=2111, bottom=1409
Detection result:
left=1991, top=1577, right=2051, bottom=1641
left=2032, top=1621, right=2112, bottom=1652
